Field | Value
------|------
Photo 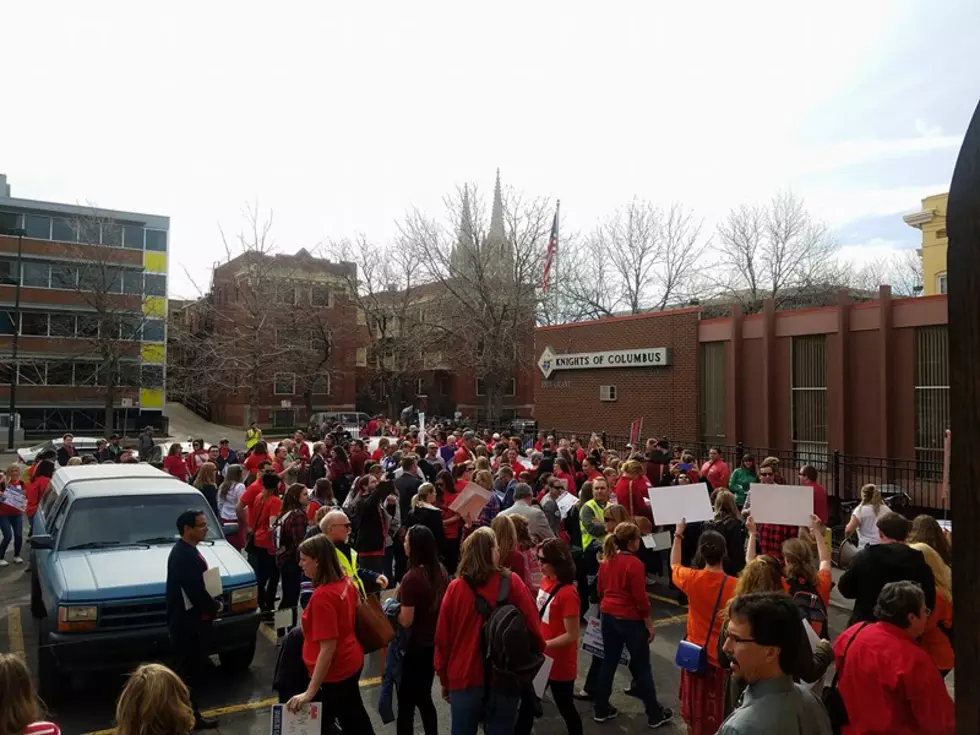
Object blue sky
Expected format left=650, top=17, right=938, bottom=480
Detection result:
left=1, top=0, right=978, bottom=295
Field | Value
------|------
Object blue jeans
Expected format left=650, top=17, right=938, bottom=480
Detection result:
left=594, top=615, right=666, bottom=720
left=449, top=686, right=519, bottom=735
left=0, top=514, right=23, bottom=559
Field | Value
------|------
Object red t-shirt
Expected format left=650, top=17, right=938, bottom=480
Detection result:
left=301, top=579, right=364, bottom=683
left=536, top=576, right=579, bottom=681
left=453, top=447, right=473, bottom=466
left=370, top=449, right=384, bottom=462
left=505, top=549, right=527, bottom=583
left=615, top=475, right=652, bottom=519
left=240, top=480, right=263, bottom=527
left=26, top=476, right=49, bottom=518
left=163, top=455, right=187, bottom=480
left=554, top=469, right=577, bottom=496
left=597, top=551, right=650, bottom=621
left=440, top=489, right=461, bottom=541
left=804, top=479, right=830, bottom=525
left=434, top=572, right=545, bottom=691
left=249, top=493, right=282, bottom=551
left=243, top=452, right=270, bottom=475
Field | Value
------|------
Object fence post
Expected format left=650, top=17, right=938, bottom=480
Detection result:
left=601, top=431, right=607, bottom=449
left=832, top=450, right=842, bottom=498
left=735, top=442, right=744, bottom=464
left=552, top=428, right=558, bottom=443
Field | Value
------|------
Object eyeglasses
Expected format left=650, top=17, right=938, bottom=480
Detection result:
left=332, top=522, right=352, bottom=529
left=725, top=632, right=757, bottom=645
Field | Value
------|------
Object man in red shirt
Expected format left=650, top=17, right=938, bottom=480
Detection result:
left=348, top=439, right=370, bottom=477
left=453, top=431, right=476, bottom=467
left=833, top=581, right=954, bottom=735
left=799, top=465, right=829, bottom=525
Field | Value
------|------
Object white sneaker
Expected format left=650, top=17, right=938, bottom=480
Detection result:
left=12, top=556, right=23, bottom=564
left=0, top=559, right=8, bottom=567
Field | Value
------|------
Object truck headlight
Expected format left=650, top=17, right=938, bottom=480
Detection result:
left=230, top=585, right=258, bottom=613
left=58, top=605, right=98, bottom=632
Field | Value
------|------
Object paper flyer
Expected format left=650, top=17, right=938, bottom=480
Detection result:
left=448, top=482, right=492, bottom=523
left=271, top=702, right=321, bottom=735
left=580, top=616, right=630, bottom=666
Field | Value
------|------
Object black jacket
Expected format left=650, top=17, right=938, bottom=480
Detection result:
left=704, top=516, right=746, bottom=576
left=838, top=542, right=936, bottom=625
left=309, top=454, right=327, bottom=486
left=395, top=473, right=422, bottom=522
left=166, top=539, right=220, bottom=640
left=404, top=504, right=446, bottom=557
left=353, top=480, right=396, bottom=555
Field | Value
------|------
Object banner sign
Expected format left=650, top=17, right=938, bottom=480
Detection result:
left=538, top=346, right=670, bottom=378
left=629, top=418, right=643, bottom=446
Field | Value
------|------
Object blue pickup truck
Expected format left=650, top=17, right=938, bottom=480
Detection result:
left=29, top=464, right=260, bottom=701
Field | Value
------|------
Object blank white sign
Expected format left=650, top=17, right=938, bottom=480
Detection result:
left=647, top=483, right=714, bottom=525
left=748, top=483, right=813, bottom=526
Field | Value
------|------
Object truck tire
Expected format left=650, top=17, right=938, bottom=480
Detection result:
left=219, top=640, right=256, bottom=672
left=37, top=630, right=64, bottom=703
left=30, top=571, right=46, bottom=620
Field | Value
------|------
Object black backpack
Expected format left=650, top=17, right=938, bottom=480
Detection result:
left=272, top=626, right=310, bottom=702
left=787, top=576, right=828, bottom=635
left=467, top=571, right=544, bottom=697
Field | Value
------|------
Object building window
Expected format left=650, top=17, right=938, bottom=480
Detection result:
left=276, top=284, right=297, bottom=305
left=475, top=377, right=486, bottom=396
left=74, top=362, right=100, bottom=386
left=310, top=285, right=332, bottom=307
left=0, top=363, right=12, bottom=385
left=24, top=215, right=51, bottom=240
left=311, top=374, right=330, bottom=395
left=118, top=362, right=141, bottom=387
left=18, top=363, right=46, bottom=385
left=119, top=315, right=143, bottom=340
left=21, top=313, right=49, bottom=336
left=47, top=362, right=73, bottom=386
left=791, top=335, right=829, bottom=467
left=915, top=326, right=948, bottom=480
left=0, top=259, right=16, bottom=286
left=51, top=264, right=78, bottom=290
left=936, top=272, right=947, bottom=295
left=101, top=223, right=122, bottom=247
left=77, top=315, right=100, bottom=338
left=144, top=274, right=166, bottom=297
left=505, top=378, right=516, bottom=396
left=699, top=342, right=726, bottom=445
left=355, top=347, right=367, bottom=367
left=415, top=378, right=425, bottom=396
left=273, top=409, right=295, bottom=429
left=122, top=270, right=143, bottom=295
left=51, top=217, right=79, bottom=243
left=49, top=313, right=75, bottom=337
left=22, top=262, right=49, bottom=288
left=145, top=229, right=167, bottom=252
left=439, top=376, right=450, bottom=395
left=0, top=312, right=13, bottom=335
left=501, top=408, right=518, bottom=420
left=142, top=364, right=164, bottom=388
left=310, top=329, right=330, bottom=352
left=123, top=225, right=144, bottom=250
left=599, top=385, right=617, bottom=401
left=274, top=372, right=296, bottom=395
left=142, top=319, right=165, bottom=342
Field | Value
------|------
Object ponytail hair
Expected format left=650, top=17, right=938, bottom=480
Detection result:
left=601, top=521, right=639, bottom=562
left=411, top=482, right=435, bottom=510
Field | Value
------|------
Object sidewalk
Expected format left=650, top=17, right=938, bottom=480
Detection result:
left=829, top=567, right=853, bottom=612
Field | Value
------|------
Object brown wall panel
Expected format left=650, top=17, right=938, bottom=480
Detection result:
left=847, top=331, right=884, bottom=457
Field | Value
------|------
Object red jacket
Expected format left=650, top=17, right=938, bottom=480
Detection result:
left=434, top=572, right=545, bottom=691
left=597, top=551, right=650, bottom=621
left=614, top=475, right=651, bottom=519
left=803, top=479, right=829, bottom=525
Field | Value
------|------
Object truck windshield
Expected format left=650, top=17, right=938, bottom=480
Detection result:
left=59, top=494, right=224, bottom=551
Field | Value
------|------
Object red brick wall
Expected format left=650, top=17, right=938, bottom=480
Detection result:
left=533, top=309, right=700, bottom=439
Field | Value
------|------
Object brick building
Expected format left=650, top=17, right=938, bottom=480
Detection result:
left=0, top=174, right=169, bottom=437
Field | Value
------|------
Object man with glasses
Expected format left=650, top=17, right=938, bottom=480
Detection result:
left=742, top=464, right=798, bottom=564
left=718, top=592, right=831, bottom=734
left=318, top=509, right=387, bottom=597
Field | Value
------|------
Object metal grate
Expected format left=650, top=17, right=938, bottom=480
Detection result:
left=100, top=599, right=168, bottom=630
left=915, top=326, right=949, bottom=480
left=791, top=335, right=828, bottom=465
left=699, top=342, right=725, bottom=445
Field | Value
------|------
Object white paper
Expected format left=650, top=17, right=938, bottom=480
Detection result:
left=555, top=491, right=577, bottom=519
left=449, top=482, right=492, bottom=523
left=0, top=485, right=26, bottom=512
left=937, top=519, right=952, bottom=532
left=181, top=590, right=192, bottom=611
left=803, top=620, right=821, bottom=653
left=274, top=608, right=297, bottom=631
left=418, top=412, right=426, bottom=447
left=747, top=483, right=814, bottom=527
left=532, top=656, right=554, bottom=698
left=580, top=616, right=630, bottom=665
left=204, top=567, right=223, bottom=598
left=642, top=531, right=673, bottom=550
left=271, top=702, right=322, bottom=735
left=647, top=483, right=713, bottom=525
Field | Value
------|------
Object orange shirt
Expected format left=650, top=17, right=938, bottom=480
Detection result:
left=918, top=591, right=953, bottom=671
left=671, top=565, right=737, bottom=667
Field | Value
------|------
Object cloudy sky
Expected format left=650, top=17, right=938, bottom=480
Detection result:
left=3, top=0, right=978, bottom=297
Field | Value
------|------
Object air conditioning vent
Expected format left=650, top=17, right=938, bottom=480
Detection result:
left=600, top=385, right=617, bottom=401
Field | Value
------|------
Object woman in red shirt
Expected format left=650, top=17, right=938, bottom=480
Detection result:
left=248, top=473, right=282, bottom=616
left=553, top=457, right=577, bottom=497
left=0, top=652, right=62, bottom=734
left=593, top=521, right=672, bottom=728
left=434, top=527, right=545, bottom=735
left=439, top=467, right=466, bottom=575
left=514, top=538, right=582, bottom=735
left=490, top=515, right=528, bottom=587
left=163, top=443, right=188, bottom=482
left=613, top=459, right=652, bottom=520
left=287, top=535, right=374, bottom=734
left=25, top=460, right=55, bottom=534
left=243, top=441, right=271, bottom=478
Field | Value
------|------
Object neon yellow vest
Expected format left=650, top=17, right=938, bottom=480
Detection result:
left=580, top=498, right=606, bottom=548
left=245, top=427, right=260, bottom=450
left=336, top=546, right=366, bottom=598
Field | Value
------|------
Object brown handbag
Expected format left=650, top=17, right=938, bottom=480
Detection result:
left=354, top=591, right=395, bottom=654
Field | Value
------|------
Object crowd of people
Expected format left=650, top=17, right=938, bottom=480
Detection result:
left=0, top=420, right=958, bottom=734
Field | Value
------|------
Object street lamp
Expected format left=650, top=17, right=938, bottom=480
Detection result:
left=1, top=226, right=25, bottom=450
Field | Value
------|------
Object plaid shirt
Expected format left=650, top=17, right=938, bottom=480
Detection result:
left=757, top=523, right=798, bottom=562
left=462, top=492, right=502, bottom=541
left=276, top=509, right=309, bottom=567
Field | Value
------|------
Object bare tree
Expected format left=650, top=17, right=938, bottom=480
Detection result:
left=714, top=191, right=840, bottom=311
left=843, top=248, right=924, bottom=297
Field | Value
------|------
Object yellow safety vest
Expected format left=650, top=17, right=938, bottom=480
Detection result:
left=335, top=547, right=366, bottom=599
left=580, top=498, right=606, bottom=549
left=245, top=427, right=261, bottom=450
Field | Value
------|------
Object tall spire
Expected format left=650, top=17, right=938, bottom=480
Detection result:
left=452, top=184, right=475, bottom=274
left=489, top=168, right=505, bottom=241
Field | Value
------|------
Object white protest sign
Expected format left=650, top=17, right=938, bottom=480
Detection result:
left=580, top=616, right=629, bottom=665
left=532, top=656, right=554, bottom=698
left=418, top=412, right=426, bottom=446
left=204, top=567, right=223, bottom=598
left=641, top=531, right=673, bottom=550
left=555, top=491, right=577, bottom=519
left=647, top=483, right=713, bottom=525
left=449, top=482, right=492, bottom=523
left=0, top=485, right=27, bottom=512
left=271, top=702, right=322, bottom=735
left=748, top=483, right=813, bottom=527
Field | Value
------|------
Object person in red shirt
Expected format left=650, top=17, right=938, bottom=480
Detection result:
left=185, top=439, right=209, bottom=480
left=434, top=527, right=544, bottom=734
left=570, top=439, right=586, bottom=465
left=24, top=460, right=55, bottom=534
left=163, top=443, right=189, bottom=482
left=593, top=521, right=672, bottom=728
left=833, top=581, right=954, bottom=735
left=799, top=465, right=829, bottom=526
left=370, top=437, right=390, bottom=463
left=533, top=432, right=545, bottom=453
left=293, top=431, right=311, bottom=467
left=700, top=447, right=731, bottom=490
left=453, top=432, right=477, bottom=467
left=614, top=459, right=652, bottom=520
left=553, top=457, right=577, bottom=497
left=286, top=534, right=374, bottom=734
left=243, top=441, right=271, bottom=477
left=348, top=439, right=370, bottom=477
left=582, top=456, right=602, bottom=484
left=514, top=538, right=582, bottom=735
left=247, top=473, right=282, bottom=615
left=435, top=470, right=462, bottom=575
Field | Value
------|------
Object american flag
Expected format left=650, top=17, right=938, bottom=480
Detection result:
left=542, top=201, right=559, bottom=292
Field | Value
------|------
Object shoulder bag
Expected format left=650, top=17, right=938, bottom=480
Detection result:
left=674, top=573, right=728, bottom=674
left=353, top=580, right=395, bottom=654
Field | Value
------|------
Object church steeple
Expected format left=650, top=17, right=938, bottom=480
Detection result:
left=489, top=168, right=505, bottom=242
left=452, top=184, right=476, bottom=275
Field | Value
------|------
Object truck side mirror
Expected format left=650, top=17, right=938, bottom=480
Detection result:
left=30, top=535, right=54, bottom=549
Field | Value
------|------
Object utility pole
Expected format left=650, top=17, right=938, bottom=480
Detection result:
left=947, top=97, right=979, bottom=732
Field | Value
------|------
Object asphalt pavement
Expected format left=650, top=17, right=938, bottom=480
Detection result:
left=0, top=565, right=860, bottom=735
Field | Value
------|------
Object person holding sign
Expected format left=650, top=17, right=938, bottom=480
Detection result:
left=0, top=465, right=27, bottom=567
left=592, top=521, right=673, bottom=728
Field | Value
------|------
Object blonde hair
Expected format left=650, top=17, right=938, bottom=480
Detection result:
left=601, top=521, right=639, bottom=561
left=858, top=483, right=883, bottom=516
left=782, top=537, right=818, bottom=588
left=0, top=653, right=43, bottom=735
left=621, top=459, right=643, bottom=477
left=472, top=469, right=493, bottom=490
left=726, top=556, right=784, bottom=621
left=713, top=489, right=739, bottom=521
left=457, top=526, right=500, bottom=586
left=115, top=663, right=195, bottom=735
left=910, top=542, right=952, bottom=603
left=67, top=456, right=83, bottom=466
left=193, top=461, right=217, bottom=490
left=491, top=514, right=518, bottom=566
left=602, top=504, right=631, bottom=527
left=313, top=505, right=331, bottom=527
left=5, top=463, right=20, bottom=480
left=412, top=482, right=436, bottom=510
left=474, top=456, right=491, bottom=472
